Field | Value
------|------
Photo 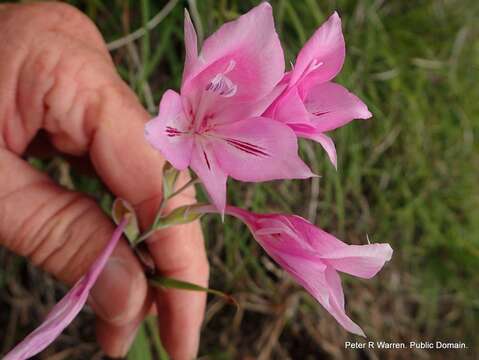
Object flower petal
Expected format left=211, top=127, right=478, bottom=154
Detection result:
left=285, top=215, right=347, bottom=254
left=182, top=2, right=284, bottom=105
left=190, top=140, right=227, bottom=214
left=264, top=240, right=365, bottom=336
left=290, top=12, right=345, bottom=86
left=144, top=90, right=194, bottom=170
left=289, top=128, right=337, bottom=169
left=182, top=10, right=198, bottom=85
left=271, top=86, right=311, bottom=125
left=304, top=82, right=372, bottom=132
left=4, top=220, right=127, bottom=360
left=321, top=243, right=393, bottom=279
left=262, top=72, right=292, bottom=118
left=212, top=117, right=314, bottom=182
left=203, top=80, right=289, bottom=128
left=286, top=217, right=393, bottom=278
left=324, top=267, right=366, bottom=336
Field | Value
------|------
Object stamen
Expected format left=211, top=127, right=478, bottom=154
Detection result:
left=297, top=59, right=324, bottom=84
left=205, top=60, right=238, bottom=98
left=309, top=59, right=323, bottom=71
left=224, top=59, right=236, bottom=74
left=205, top=74, right=237, bottom=97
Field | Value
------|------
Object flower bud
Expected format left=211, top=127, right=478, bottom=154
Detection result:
left=112, top=198, right=140, bottom=244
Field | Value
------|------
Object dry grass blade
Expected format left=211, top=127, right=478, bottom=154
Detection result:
left=107, top=0, right=179, bottom=51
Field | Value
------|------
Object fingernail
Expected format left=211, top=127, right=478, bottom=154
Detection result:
left=90, top=258, right=141, bottom=325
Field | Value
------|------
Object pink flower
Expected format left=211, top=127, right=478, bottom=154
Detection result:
left=145, top=3, right=313, bottom=214
left=264, top=12, right=372, bottom=169
left=4, top=220, right=127, bottom=360
left=224, top=206, right=392, bottom=336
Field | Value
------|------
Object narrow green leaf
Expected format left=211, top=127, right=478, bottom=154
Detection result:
left=149, top=275, right=238, bottom=307
left=127, top=321, right=153, bottom=360
left=128, top=316, right=170, bottom=360
left=145, top=316, right=170, bottom=360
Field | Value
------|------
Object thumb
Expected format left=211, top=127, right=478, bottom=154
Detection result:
left=0, top=148, right=147, bottom=329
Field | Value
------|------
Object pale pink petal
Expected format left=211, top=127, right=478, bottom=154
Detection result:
left=290, top=12, right=345, bottom=86
left=324, top=267, right=366, bottom=336
left=190, top=140, right=227, bottom=214
left=211, top=117, right=314, bottom=182
left=304, top=82, right=372, bottom=132
left=202, top=81, right=289, bottom=128
left=286, top=215, right=348, bottom=254
left=289, top=128, right=338, bottom=168
left=182, top=2, right=284, bottom=105
left=240, top=81, right=289, bottom=121
left=4, top=220, right=127, bottom=360
left=262, top=72, right=292, bottom=118
left=216, top=207, right=392, bottom=337
left=321, top=243, right=393, bottom=279
left=144, top=90, right=194, bottom=170
left=264, top=240, right=365, bottom=336
left=182, top=10, right=198, bottom=85
left=254, top=237, right=330, bottom=305
left=270, top=86, right=311, bottom=125
left=325, top=266, right=344, bottom=309
left=288, top=215, right=392, bottom=278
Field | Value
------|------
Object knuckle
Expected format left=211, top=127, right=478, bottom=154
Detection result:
left=94, top=80, right=144, bottom=129
left=26, top=192, right=105, bottom=283
left=28, top=193, right=90, bottom=262
left=26, top=43, right=115, bottom=153
left=1, top=3, right=113, bottom=153
left=55, top=221, right=112, bottom=283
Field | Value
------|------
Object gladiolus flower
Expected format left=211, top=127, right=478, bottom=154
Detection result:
left=220, top=206, right=392, bottom=336
left=4, top=219, right=127, bottom=360
left=145, top=3, right=314, bottom=214
left=264, top=12, right=372, bottom=169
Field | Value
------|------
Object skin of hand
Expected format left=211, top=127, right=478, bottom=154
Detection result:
left=0, top=2, right=209, bottom=359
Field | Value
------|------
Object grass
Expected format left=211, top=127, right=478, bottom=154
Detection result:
left=1, top=0, right=478, bottom=359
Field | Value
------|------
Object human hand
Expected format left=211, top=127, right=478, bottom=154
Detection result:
left=0, top=2, right=208, bottom=359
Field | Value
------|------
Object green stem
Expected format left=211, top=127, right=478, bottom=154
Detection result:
left=134, top=177, right=200, bottom=245
left=167, top=177, right=199, bottom=200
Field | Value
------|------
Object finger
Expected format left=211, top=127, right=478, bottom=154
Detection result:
left=95, top=290, right=154, bottom=358
left=89, top=98, right=210, bottom=358
left=151, top=222, right=208, bottom=359
left=82, top=81, right=211, bottom=358
left=0, top=148, right=148, bottom=353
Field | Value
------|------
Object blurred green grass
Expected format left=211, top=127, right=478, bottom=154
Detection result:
left=1, top=0, right=478, bottom=359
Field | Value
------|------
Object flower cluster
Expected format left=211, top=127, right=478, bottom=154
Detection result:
left=5, top=3, right=391, bottom=359
left=145, top=3, right=371, bottom=213
left=145, top=2, right=390, bottom=335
